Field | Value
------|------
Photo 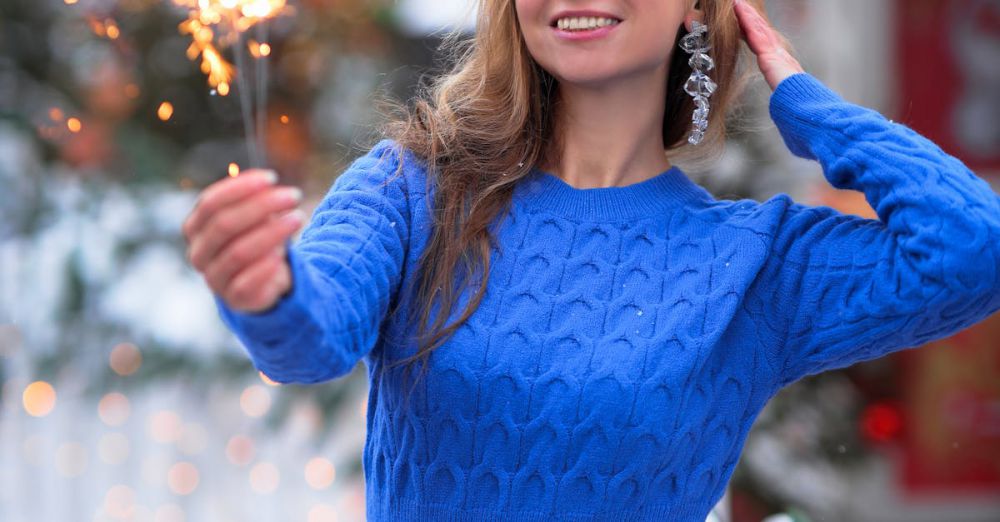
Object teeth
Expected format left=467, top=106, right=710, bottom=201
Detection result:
left=556, top=17, right=620, bottom=31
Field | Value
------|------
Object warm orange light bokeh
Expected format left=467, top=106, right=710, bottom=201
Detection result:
left=157, top=101, right=175, bottom=121
left=22, top=381, right=56, bottom=417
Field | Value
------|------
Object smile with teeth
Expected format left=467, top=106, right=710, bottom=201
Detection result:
left=555, top=17, right=621, bottom=31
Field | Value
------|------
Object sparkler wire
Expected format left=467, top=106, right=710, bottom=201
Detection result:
left=233, top=30, right=261, bottom=167
left=255, top=22, right=269, bottom=167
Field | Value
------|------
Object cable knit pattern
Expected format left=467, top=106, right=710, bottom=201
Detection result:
left=213, top=73, right=1000, bottom=521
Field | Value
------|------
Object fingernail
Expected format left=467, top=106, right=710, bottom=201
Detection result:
left=282, top=209, right=305, bottom=225
left=282, top=186, right=304, bottom=203
left=261, top=170, right=278, bottom=184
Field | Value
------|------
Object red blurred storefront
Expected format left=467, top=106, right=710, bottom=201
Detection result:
left=893, top=0, right=1000, bottom=494
left=817, top=0, right=1000, bottom=500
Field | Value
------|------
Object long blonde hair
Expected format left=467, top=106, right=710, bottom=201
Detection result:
left=372, top=0, right=764, bottom=400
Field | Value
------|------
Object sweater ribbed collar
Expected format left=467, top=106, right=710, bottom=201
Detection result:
left=511, top=165, right=712, bottom=221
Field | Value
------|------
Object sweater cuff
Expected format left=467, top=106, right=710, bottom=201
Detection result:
left=768, top=72, right=846, bottom=161
left=214, top=241, right=315, bottom=348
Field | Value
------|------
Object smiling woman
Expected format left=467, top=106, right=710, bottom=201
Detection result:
left=198, top=0, right=1000, bottom=520
left=372, top=0, right=768, bottom=389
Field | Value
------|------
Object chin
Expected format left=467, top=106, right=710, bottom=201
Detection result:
left=547, top=63, right=624, bottom=87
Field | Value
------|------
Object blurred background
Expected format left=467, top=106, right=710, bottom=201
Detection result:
left=0, top=0, right=997, bottom=521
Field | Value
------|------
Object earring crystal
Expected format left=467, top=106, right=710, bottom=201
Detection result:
left=679, top=20, right=715, bottom=145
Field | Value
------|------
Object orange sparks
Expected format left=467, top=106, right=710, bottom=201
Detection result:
left=179, top=18, right=235, bottom=96
left=173, top=0, right=291, bottom=94
left=86, top=17, right=121, bottom=40
left=202, top=46, right=234, bottom=95
left=157, top=101, right=175, bottom=121
left=249, top=40, right=272, bottom=58
left=64, top=0, right=78, bottom=5
left=279, top=114, right=289, bottom=124
left=229, top=163, right=240, bottom=177
left=67, top=118, right=82, bottom=133
left=240, top=0, right=288, bottom=19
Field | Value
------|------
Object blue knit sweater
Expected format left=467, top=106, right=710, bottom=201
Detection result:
left=214, top=73, right=1000, bottom=521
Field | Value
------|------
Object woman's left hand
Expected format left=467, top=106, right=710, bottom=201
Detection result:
left=733, top=0, right=805, bottom=91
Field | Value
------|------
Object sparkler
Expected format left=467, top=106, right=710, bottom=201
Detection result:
left=173, top=0, right=291, bottom=169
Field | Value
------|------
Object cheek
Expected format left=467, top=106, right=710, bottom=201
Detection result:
left=628, top=18, right=681, bottom=63
left=514, top=0, right=543, bottom=24
left=514, top=0, right=545, bottom=51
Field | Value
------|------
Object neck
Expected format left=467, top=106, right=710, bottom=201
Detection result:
left=542, top=65, right=673, bottom=189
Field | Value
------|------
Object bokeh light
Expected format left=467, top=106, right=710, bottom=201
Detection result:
left=239, top=385, right=271, bottom=418
left=104, top=484, right=136, bottom=519
left=167, top=461, right=200, bottom=495
left=307, top=504, right=339, bottom=522
left=249, top=461, right=280, bottom=494
left=22, top=380, right=56, bottom=417
left=98, top=392, right=131, bottom=426
left=148, top=410, right=183, bottom=444
left=225, top=435, right=255, bottom=466
left=304, top=457, right=336, bottom=490
left=157, top=101, right=175, bottom=121
left=109, top=342, right=142, bottom=376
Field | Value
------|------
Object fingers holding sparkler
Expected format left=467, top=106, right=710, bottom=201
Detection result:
left=184, top=169, right=302, bottom=269
left=183, top=169, right=276, bottom=240
left=182, top=168, right=306, bottom=313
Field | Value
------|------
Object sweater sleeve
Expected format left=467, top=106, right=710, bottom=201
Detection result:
left=758, top=73, right=1000, bottom=389
left=213, top=138, right=415, bottom=384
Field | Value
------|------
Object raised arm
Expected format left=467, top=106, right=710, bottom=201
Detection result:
left=214, top=139, right=421, bottom=384
left=754, top=73, right=1000, bottom=388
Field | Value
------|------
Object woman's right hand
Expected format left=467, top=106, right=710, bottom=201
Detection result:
left=733, top=0, right=804, bottom=91
left=182, top=169, right=306, bottom=313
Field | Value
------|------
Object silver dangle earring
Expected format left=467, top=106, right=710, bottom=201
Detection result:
left=679, top=20, right=716, bottom=145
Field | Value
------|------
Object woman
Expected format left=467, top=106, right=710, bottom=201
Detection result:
left=182, top=0, right=1000, bottom=519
